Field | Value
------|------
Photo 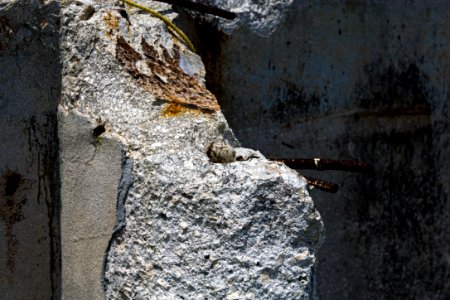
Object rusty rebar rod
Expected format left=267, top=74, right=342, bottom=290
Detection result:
left=304, top=176, right=339, bottom=193
left=270, top=158, right=372, bottom=173
left=154, top=0, right=237, bottom=19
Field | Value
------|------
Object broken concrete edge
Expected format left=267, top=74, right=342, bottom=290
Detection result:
left=58, top=0, right=324, bottom=298
left=101, top=149, right=133, bottom=291
left=96, top=139, right=325, bottom=296
left=56, top=105, right=243, bottom=297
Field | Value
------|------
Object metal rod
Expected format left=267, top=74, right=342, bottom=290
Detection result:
left=270, top=158, right=372, bottom=173
left=153, top=0, right=237, bottom=19
left=304, top=176, right=339, bottom=193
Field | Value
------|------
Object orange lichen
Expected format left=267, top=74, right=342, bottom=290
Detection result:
left=161, top=102, right=202, bottom=117
left=103, top=11, right=119, bottom=36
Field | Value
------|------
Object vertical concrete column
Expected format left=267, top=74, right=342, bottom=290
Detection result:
left=0, top=0, right=61, bottom=298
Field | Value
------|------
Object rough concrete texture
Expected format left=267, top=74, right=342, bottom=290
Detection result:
left=58, top=109, right=122, bottom=299
left=179, top=0, right=450, bottom=299
left=186, top=0, right=294, bottom=37
left=0, top=0, right=60, bottom=298
left=60, top=0, right=323, bottom=299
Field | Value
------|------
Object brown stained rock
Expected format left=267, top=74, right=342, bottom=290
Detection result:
left=116, top=36, right=221, bottom=113
left=116, top=36, right=142, bottom=78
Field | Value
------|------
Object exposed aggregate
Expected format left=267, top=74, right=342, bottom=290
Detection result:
left=60, top=1, right=323, bottom=299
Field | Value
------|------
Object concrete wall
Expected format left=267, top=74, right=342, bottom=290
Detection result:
left=0, top=2, right=121, bottom=299
left=3, top=0, right=448, bottom=298
left=0, top=1, right=61, bottom=298
left=180, top=0, right=450, bottom=298
left=2, top=0, right=325, bottom=299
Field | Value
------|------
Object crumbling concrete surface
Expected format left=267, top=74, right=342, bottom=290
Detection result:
left=59, top=0, right=324, bottom=299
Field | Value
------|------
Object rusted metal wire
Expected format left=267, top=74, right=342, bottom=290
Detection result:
left=304, top=176, right=339, bottom=193
left=269, top=158, right=371, bottom=193
left=270, top=158, right=372, bottom=173
left=154, top=0, right=237, bottom=19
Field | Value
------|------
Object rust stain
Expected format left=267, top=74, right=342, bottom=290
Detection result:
left=353, top=104, right=431, bottom=119
left=162, top=102, right=201, bottom=117
left=103, top=11, right=119, bottom=36
left=116, top=36, right=221, bottom=113
left=116, top=36, right=142, bottom=74
left=0, top=171, right=27, bottom=277
left=104, top=11, right=119, bottom=29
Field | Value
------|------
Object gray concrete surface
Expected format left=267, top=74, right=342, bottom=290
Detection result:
left=58, top=0, right=324, bottom=298
left=0, top=0, right=61, bottom=298
left=178, top=0, right=450, bottom=298
left=58, top=108, right=122, bottom=299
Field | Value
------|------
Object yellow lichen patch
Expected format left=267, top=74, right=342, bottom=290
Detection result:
left=103, top=11, right=119, bottom=32
left=161, top=103, right=201, bottom=117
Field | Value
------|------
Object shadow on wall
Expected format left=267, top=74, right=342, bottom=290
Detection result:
left=327, top=62, right=447, bottom=298
left=174, top=1, right=449, bottom=299
left=0, top=1, right=61, bottom=298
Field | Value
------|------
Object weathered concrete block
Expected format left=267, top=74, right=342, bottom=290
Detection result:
left=59, top=0, right=324, bottom=298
